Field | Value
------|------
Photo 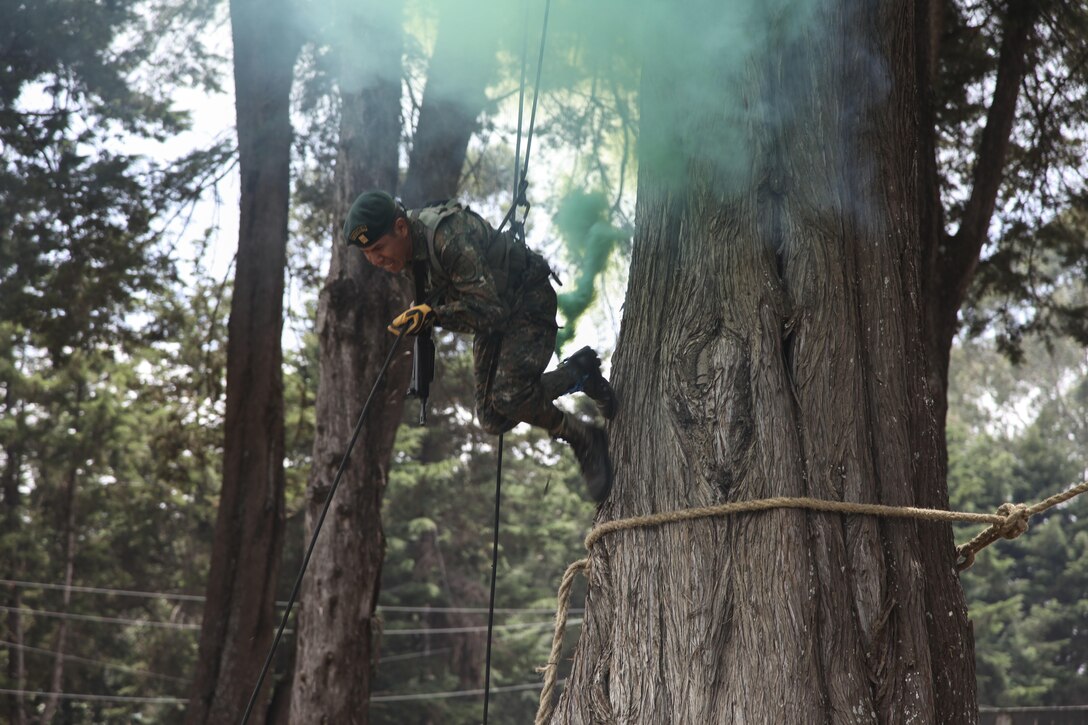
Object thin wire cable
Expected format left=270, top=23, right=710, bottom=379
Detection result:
left=0, top=604, right=578, bottom=634
left=0, top=639, right=188, bottom=683
left=379, top=604, right=583, bottom=615
left=482, top=434, right=504, bottom=725
left=0, top=604, right=199, bottom=630
left=0, top=579, right=203, bottom=602
left=2, top=579, right=581, bottom=614
left=241, top=332, right=407, bottom=725
left=372, top=679, right=560, bottom=703
left=387, top=618, right=581, bottom=636
left=0, top=679, right=568, bottom=706
left=0, top=688, right=186, bottom=705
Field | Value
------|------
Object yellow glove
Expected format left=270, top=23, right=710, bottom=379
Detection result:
left=388, top=304, right=435, bottom=335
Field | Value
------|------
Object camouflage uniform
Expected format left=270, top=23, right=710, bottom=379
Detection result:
left=405, top=206, right=572, bottom=435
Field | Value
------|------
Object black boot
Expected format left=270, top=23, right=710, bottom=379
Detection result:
left=554, top=413, right=613, bottom=502
left=558, top=346, right=618, bottom=419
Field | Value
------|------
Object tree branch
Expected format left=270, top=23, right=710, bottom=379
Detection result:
left=939, top=0, right=1039, bottom=318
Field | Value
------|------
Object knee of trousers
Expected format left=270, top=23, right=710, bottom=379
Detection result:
left=489, top=384, right=539, bottom=421
left=476, top=402, right=517, bottom=436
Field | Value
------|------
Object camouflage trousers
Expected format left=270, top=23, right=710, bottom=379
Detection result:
left=473, top=280, right=575, bottom=435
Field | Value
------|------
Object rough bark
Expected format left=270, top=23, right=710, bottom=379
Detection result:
left=287, top=3, right=409, bottom=722
left=288, top=3, right=499, bottom=720
left=552, top=2, right=975, bottom=723
left=185, top=0, right=300, bottom=721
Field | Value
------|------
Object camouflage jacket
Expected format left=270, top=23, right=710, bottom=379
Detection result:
left=405, top=205, right=551, bottom=334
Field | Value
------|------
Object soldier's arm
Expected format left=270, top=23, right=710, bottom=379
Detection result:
left=431, top=214, right=510, bottom=332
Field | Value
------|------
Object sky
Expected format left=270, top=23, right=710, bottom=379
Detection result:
left=149, top=11, right=628, bottom=369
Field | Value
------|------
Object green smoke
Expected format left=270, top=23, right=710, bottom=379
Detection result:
left=553, top=190, right=630, bottom=353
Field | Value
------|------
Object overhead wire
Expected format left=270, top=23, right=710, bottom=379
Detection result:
left=0, top=604, right=582, bottom=635
left=0, top=639, right=188, bottom=683
left=0, top=604, right=200, bottom=630
left=0, top=679, right=567, bottom=706
left=2, top=578, right=583, bottom=614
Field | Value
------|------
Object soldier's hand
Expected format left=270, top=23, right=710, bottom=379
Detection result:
left=388, top=304, right=435, bottom=335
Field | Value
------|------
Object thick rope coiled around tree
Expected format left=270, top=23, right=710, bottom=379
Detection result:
left=533, top=478, right=1088, bottom=725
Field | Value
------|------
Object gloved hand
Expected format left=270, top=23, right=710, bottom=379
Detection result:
left=388, top=304, right=435, bottom=335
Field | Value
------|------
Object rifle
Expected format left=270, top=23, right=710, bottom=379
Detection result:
left=406, top=262, right=435, bottom=426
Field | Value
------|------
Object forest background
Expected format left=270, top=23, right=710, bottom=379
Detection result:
left=2, top=0, right=1087, bottom=723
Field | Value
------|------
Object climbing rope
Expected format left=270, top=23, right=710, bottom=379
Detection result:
left=497, top=0, right=552, bottom=238
left=482, top=434, right=504, bottom=725
left=533, top=477, right=1088, bottom=725
left=241, top=332, right=408, bottom=725
left=482, top=0, right=552, bottom=722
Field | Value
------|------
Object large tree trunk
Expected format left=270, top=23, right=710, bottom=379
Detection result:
left=399, top=0, right=498, bottom=207
left=551, top=2, right=975, bottom=723
left=287, top=3, right=409, bottom=722
left=185, top=0, right=300, bottom=721
left=289, top=3, right=499, bottom=720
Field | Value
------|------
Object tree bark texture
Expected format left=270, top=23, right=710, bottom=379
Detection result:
left=289, top=3, right=501, bottom=719
left=288, top=4, right=409, bottom=723
left=185, top=0, right=300, bottom=721
left=552, top=2, right=975, bottom=723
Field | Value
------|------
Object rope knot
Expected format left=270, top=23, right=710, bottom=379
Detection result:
left=996, top=502, right=1029, bottom=540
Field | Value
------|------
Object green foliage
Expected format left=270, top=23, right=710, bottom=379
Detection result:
left=1, top=1, right=234, bottom=720
left=942, top=2, right=1088, bottom=355
left=949, top=335, right=1088, bottom=707
left=371, top=334, right=596, bottom=724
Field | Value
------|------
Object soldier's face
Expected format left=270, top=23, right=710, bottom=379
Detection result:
left=362, top=217, right=412, bottom=274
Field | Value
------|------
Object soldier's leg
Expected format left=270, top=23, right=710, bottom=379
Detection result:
left=486, top=315, right=563, bottom=433
left=487, top=300, right=612, bottom=501
left=473, top=331, right=517, bottom=435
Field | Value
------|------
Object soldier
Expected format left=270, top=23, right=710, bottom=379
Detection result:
left=343, top=191, right=616, bottom=501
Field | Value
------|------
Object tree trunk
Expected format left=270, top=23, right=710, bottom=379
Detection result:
left=289, top=3, right=500, bottom=720
left=185, top=0, right=300, bottom=721
left=2, top=387, right=28, bottom=725
left=399, top=0, right=498, bottom=207
left=552, top=2, right=975, bottom=723
left=288, top=3, right=409, bottom=722
left=40, top=383, right=83, bottom=725
left=39, top=471, right=77, bottom=725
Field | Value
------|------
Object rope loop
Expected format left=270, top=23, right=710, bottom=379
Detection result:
left=537, top=478, right=1088, bottom=722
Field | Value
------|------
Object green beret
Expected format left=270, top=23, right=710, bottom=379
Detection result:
left=343, top=191, right=399, bottom=248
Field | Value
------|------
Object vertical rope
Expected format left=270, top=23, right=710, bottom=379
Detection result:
left=534, top=557, right=588, bottom=725
left=482, top=434, right=504, bottom=724
left=241, top=333, right=407, bottom=724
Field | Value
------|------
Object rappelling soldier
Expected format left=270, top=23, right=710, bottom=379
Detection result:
left=343, top=191, right=617, bottom=502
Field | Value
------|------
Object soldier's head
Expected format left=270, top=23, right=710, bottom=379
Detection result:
left=343, top=191, right=412, bottom=274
